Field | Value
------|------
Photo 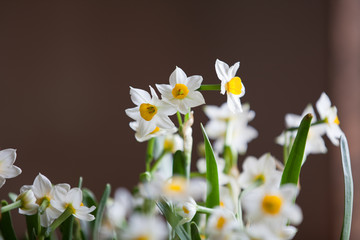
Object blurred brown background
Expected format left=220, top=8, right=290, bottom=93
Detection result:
left=0, top=1, right=359, bottom=239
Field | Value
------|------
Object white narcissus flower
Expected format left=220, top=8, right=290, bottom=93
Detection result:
left=316, top=92, right=343, bottom=146
left=242, top=183, right=302, bottom=227
left=51, top=187, right=96, bottom=221
left=156, top=67, right=205, bottom=114
left=121, top=214, right=168, bottom=240
left=0, top=148, right=22, bottom=188
left=125, top=86, right=177, bottom=140
left=215, top=59, right=245, bottom=113
left=276, top=104, right=327, bottom=164
left=204, top=102, right=257, bottom=155
left=206, top=207, right=241, bottom=240
left=175, top=197, right=197, bottom=225
left=20, top=173, right=70, bottom=227
left=129, top=121, right=177, bottom=142
left=238, top=153, right=282, bottom=189
left=246, top=223, right=298, bottom=240
left=17, top=189, right=38, bottom=215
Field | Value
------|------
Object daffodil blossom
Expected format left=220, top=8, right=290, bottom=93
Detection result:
left=204, top=102, right=257, bottom=155
left=129, top=121, right=177, bottom=142
left=276, top=104, right=327, bottom=164
left=121, top=214, right=168, bottom=240
left=156, top=66, right=205, bottom=114
left=0, top=148, right=22, bottom=188
left=242, top=183, right=302, bottom=227
left=51, top=187, right=96, bottom=221
left=206, top=207, right=242, bottom=240
left=125, top=86, right=177, bottom=140
left=238, top=153, right=282, bottom=189
left=17, top=189, right=38, bottom=215
left=316, top=92, right=343, bottom=146
left=215, top=59, right=245, bottom=113
left=20, top=173, right=70, bottom=227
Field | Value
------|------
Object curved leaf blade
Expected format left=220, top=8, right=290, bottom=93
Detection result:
left=340, top=134, right=353, bottom=240
left=200, top=123, right=220, bottom=209
left=93, top=184, right=111, bottom=240
left=281, top=113, right=312, bottom=185
left=0, top=200, right=17, bottom=240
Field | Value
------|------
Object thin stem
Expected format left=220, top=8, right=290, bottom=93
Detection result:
left=197, top=84, right=221, bottom=91
left=146, top=138, right=155, bottom=172
left=1, top=200, right=22, bottom=213
left=196, top=205, right=214, bottom=215
left=45, top=207, right=73, bottom=237
left=39, top=198, right=50, bottom=214
left=150, top=150, right=168, bottom=174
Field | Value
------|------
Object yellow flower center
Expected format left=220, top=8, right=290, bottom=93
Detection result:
left=220, top=201, right=225, bottom=207
left=164, top=177, right=187, bottom=195
left=135, top=235, right=149, bottom=240
left=36, top=196, right=51, bottom=206
left=334, top=116, right=340, bottom=125
left=65, top=203, right=76, bottom=214
left=172, top=84, right=189, bottom=99
left=262, top=195, right=282, bottom=215
left=150, top=127, right=160, bottom=134
left=139, top=103, right=158, bottom=121
left=182, top=206, right=190, bottom=214
left=254, top=174, right=265, bottom=184
left=225, top=77, right=242, bottom=95
left=163, top=139, right=174, bottom=152
left=216, top=216, right=226, bottom=230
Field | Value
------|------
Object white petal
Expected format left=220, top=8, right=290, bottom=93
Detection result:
left=125, top=106, right=140, bottom=120
left=66, top=188, right=82, bottom=207
left=0, top=149, right=17, bottom=166
left=0, top=176, right=5, bottom=188
left=0, top=165, right=22, bottom=179
left=33, top=173, right=52, bottom=199
left=170, top=66, right=187, bottom=86
left=155, top=84, right=173, bottom=100
left=227, top=93, right=242, bottom=113
left=215, top=59, right=230, bottom=82
left=316, top=92, right=331, bottom=119
left=228, top=61, right=240, bottom=78
left=186, top=75, right=203, bottom=90
left=283, top=204, right=303, bottom=225
left=129, top=87, right=151, bottom=105
left=149, top=86, right=159, bottom=101
left=182, top=91, right=205, bottom=109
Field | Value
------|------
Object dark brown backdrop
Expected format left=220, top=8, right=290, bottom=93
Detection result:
left=0, top=1, right=358, bottom=239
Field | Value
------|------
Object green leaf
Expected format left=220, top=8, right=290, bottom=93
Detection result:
left=0, top=200, right=17, bottom=240
left=26, top=214, right=40, bottom=240
left=281, top=114, right=312, bottom=185
left=156, top=200, right=191, bottom=240
left=60, top=215, right=74, bottom=240
left=200, top=123, right=220, bottom=209
left=190, top=222, right=201, bottom=240
left=340, top=134, right=354, bottom=240
left=173, top=150, right=186, bottom=176
left=93, top=184, right=111, bottom=240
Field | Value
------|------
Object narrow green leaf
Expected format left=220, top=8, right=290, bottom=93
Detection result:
left=60, top=215, right=74, bottom=240
left=340, top=134, right=354, bottom=240
left=200, top=123, right=220, bottom=209
left=26, top=213, right=40, bottom=240
left=78, top=177, right=83, bottom=189
left=190, top=222, right=201, bottom=240
left=93, top=184, right=111, bottom=240
left=281, top=114, right=312, bottom=185
left=173, top=150, right=186, bottom=176
left=0, top=200, right=17, bottom=240
left=82, top=188, right=98, bottom=236
left=156, top=200, right=191, bottom=240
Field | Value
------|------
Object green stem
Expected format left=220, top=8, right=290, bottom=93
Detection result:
left=150, top=150, right=168, bottom=174
left=146, top=138, right=155, bottom=172
left=177, top=111, right=183, bottom=136
left=196, top=205, right=214, bottom=215
left=1, top=200, right=22, bottom=213
left=39, top=198, right=50, bottom=214
left=45, top=207, right=73, bottom=237
left=197, top=84, right=221, bottom=91
left=286, top=119, right=327, bottom=132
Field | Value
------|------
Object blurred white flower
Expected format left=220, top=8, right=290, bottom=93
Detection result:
left=246, top=223, right=298, bottom=240
left=175, top=197, right=197, bottom=225
left=316, top=92, right=343, bottom=146
left=125, top=86, right=177, bottom=140
left=242, top=183, right=302, bottom=226
left=17, top=189, right=38, bottom=215
left=129, top=121, right=177, bottom=142
left=0, top=148, right=21, bottom=188
left=206, top=207, right=240, bottom=240
left=276, top=104, right=327, bottom=164
left=204, top=102, right=257, bottom=155
left=238, top=153, right=282, bottom=189
left=215, top=59, right=245, bottom=113
left=156, top=67, right=205, bottom=114
left=121, top=214, right=168, bottom=240
left=51, top=187, right=96, bottom=221
left=20, top=173, right=70, bottom=227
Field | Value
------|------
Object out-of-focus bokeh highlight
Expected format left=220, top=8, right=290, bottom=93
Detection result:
left=0, top=2, right=359, bottom=239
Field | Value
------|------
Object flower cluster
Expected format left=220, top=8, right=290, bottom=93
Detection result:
left=0, top=59, right=349, bottom=240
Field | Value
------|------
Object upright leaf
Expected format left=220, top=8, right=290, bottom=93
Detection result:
left=340, top=135, right=353, bottom=240
left=93, top=184, right=111, bottom=240
left=173, top=150, right=186, bottom=176
left=26, top=214, right=40, bottom=240
left=190, top=222, right=201, bottom=240
left=0, top=200, right=17, bottom=240
left=281, top=114, right=312, bottom=185
left=60, top=215, right=74, bottom=240
left=200, top=123, right=220, bottom=209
